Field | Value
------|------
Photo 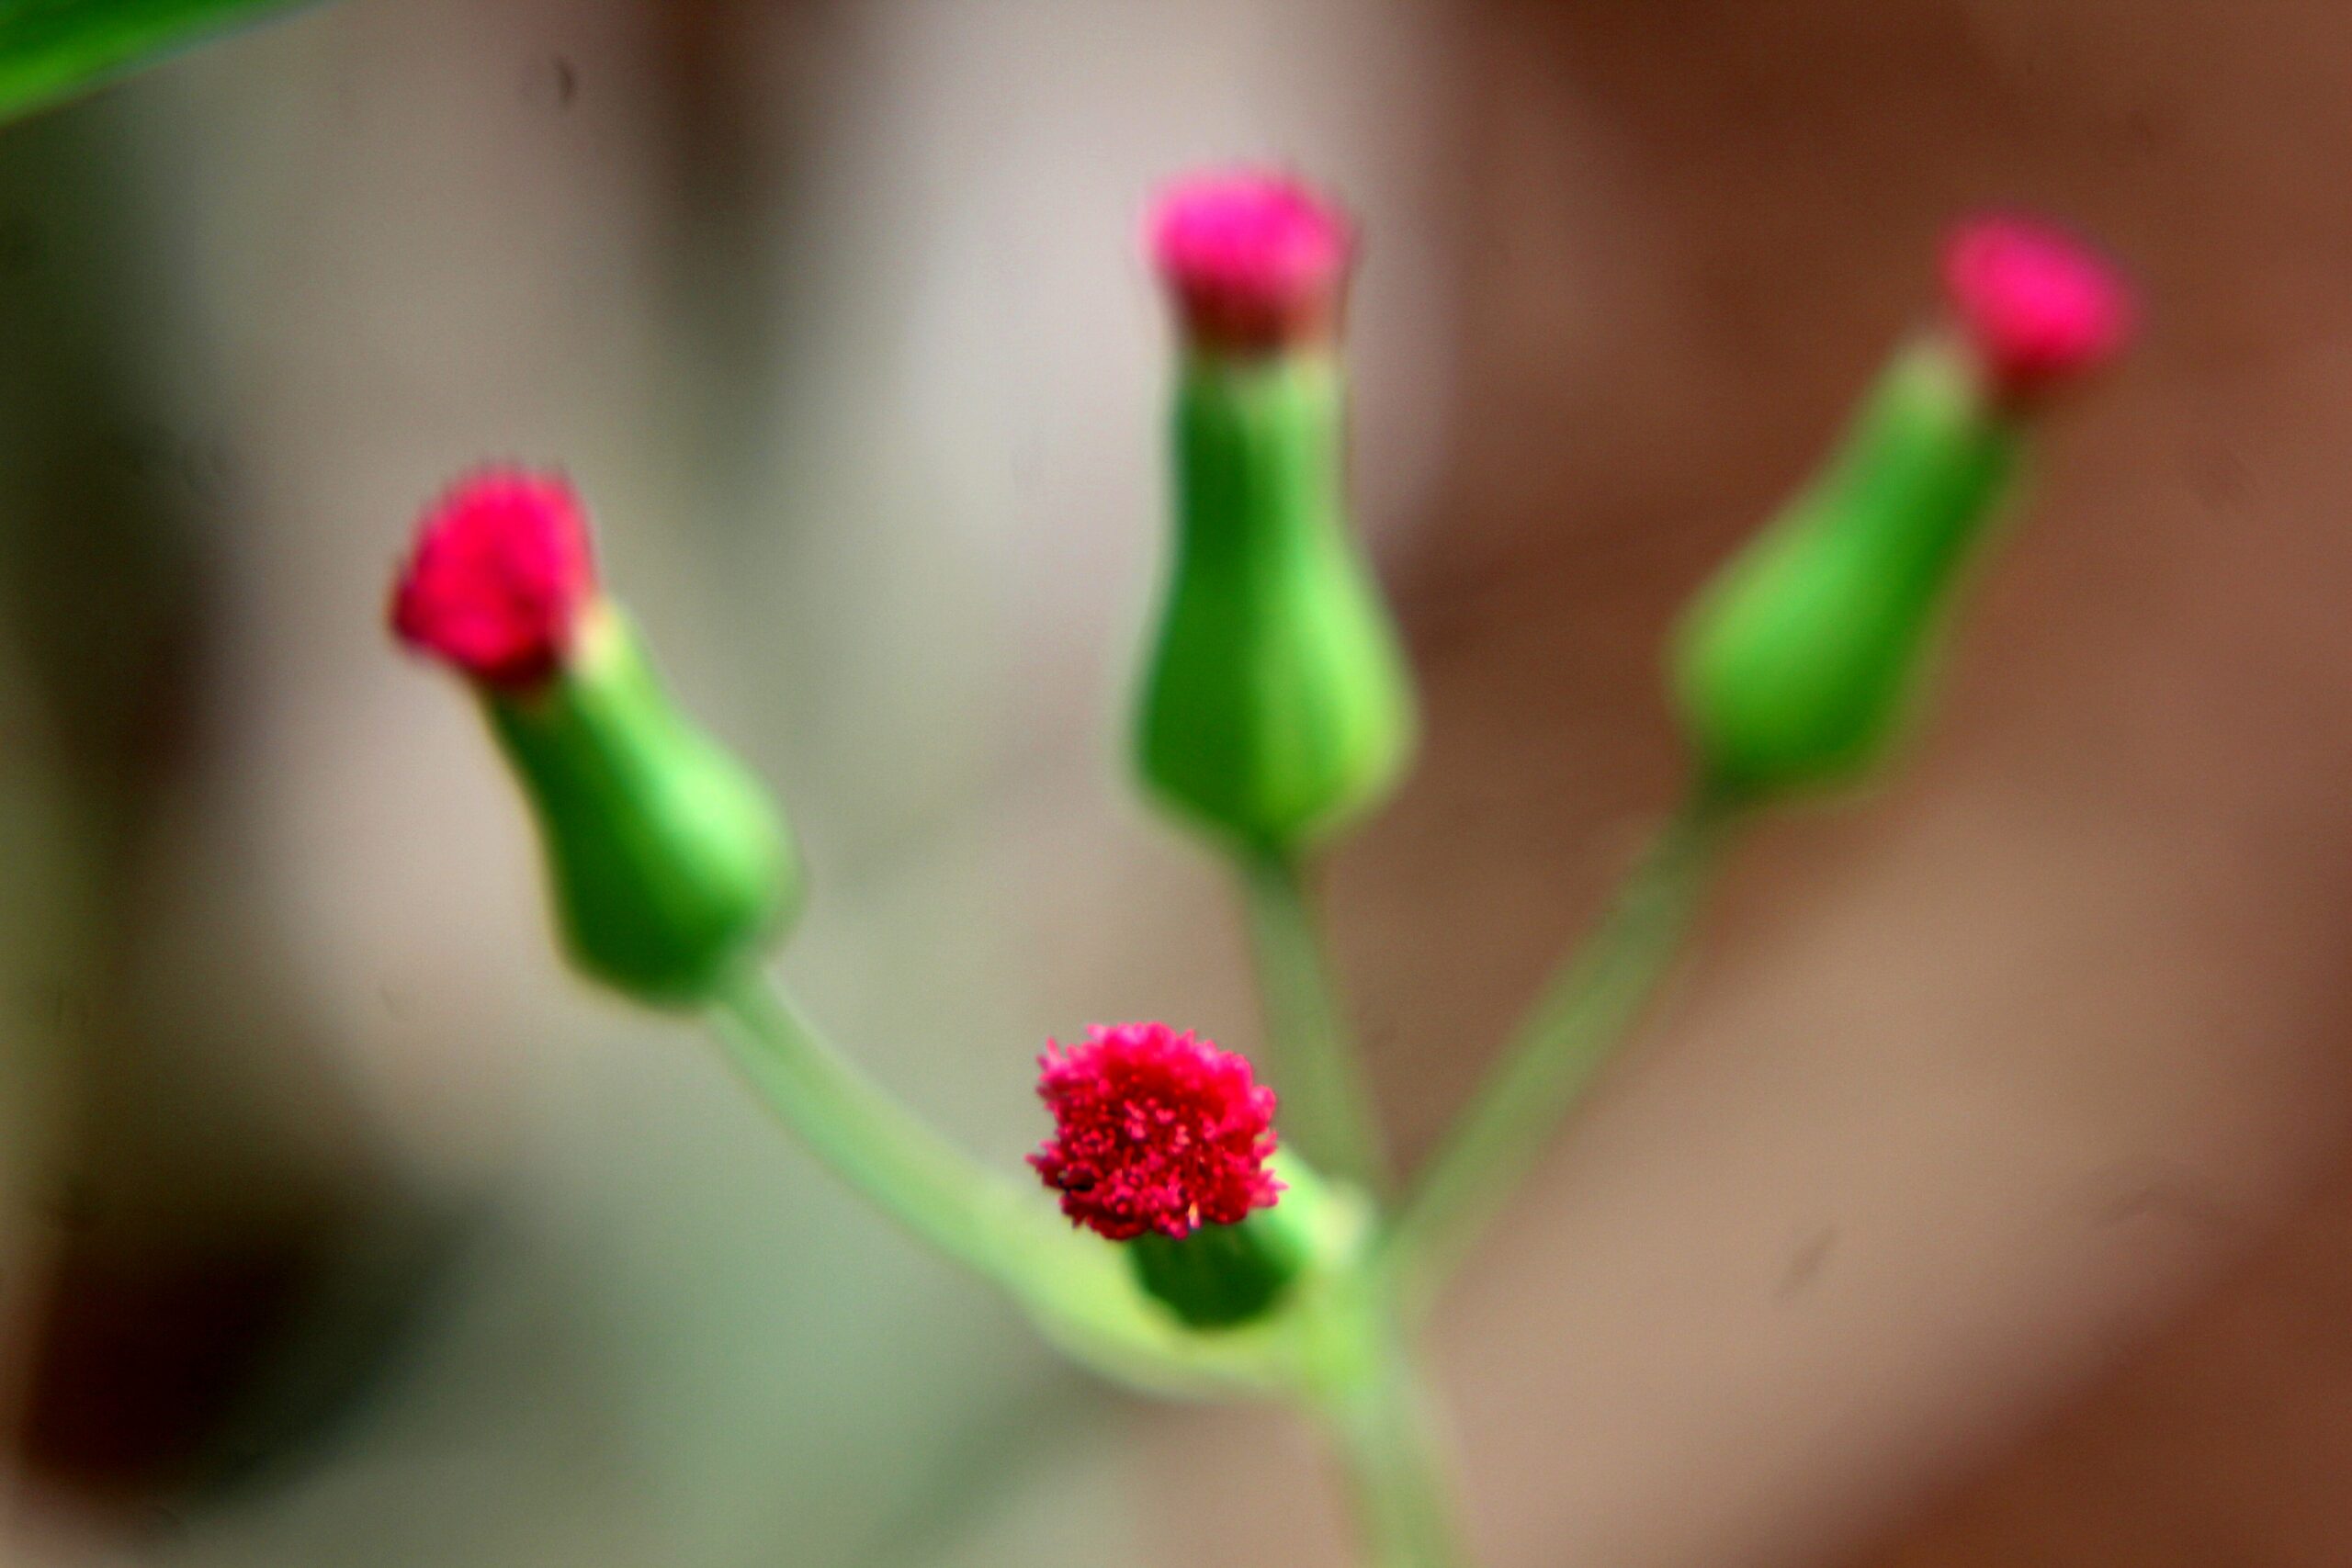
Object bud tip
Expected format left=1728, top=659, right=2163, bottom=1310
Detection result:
left=1941, top=213, right=2135, bottom=401
left=1147, top=168, right=1352, bottom=352
left=391, top=468, right=597, bottom=690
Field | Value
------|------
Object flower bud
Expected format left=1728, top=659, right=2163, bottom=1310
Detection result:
left=1031, top=1021, right=1325, bottom=1329
left=1943, top=214, right=2136, bottom=409
left=391, top=468, right=593, bottom=691
left=1133, top=171, right=1418, bottom=856
left=394, top=470, right=802, bottom=1003
left=1670, top=214, right=2132, bottom=797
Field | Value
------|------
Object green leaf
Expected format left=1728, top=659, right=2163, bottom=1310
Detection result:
left=0, top=0, right=317, bottom=125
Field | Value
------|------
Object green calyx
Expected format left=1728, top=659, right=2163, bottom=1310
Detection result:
left=1670, top=339, right=2024, bottom=797
left=1127, top=1154, right=1352, bottom=1331
left=485, top=605, right=802, bottom=1004
left=1135, top=350, right=1418, bottom=856
left=1130, top=1212, right=1306, bottom=1329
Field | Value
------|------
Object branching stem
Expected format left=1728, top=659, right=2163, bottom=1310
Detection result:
left=1387, top=791, right=1741, bottom=1310
left=1238, top=850, right=1389, bottom=1193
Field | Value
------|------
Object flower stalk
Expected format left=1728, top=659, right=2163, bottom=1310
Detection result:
left=1319, top=1330, right=1472, bottom=1568
left=707, top=972, right=1293, bottom=1398
left=1238, top=849, right=1388, bottom=1192
left=1387, top=789, right=1741, bottom=1311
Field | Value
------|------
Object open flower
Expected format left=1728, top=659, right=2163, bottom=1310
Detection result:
left=391, top=468, right=597, bottom=690
left=1031, top=1022, right=1282, bottom=1241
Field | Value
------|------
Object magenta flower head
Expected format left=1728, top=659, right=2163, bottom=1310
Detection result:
left=392, top=468, right=801, bottom=1005
left=1031, top=1022, right=1313, bottom=1330
left=391, top=469, right=597, bottom=691
left=1941, top=214, right=2135, bottom=407
left=1148, top=168, right=1353, bottom=355
left=1032, top=1022, right=1281, bottom=1241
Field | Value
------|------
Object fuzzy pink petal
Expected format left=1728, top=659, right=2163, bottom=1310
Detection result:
left=391, top=468, right=597, bottom=689
left=1942, top=214, right=2135, bottom=400
left=1030, top=1021, right=1282, bottom=1240
left=1147, top=169, right=1353, bottom=352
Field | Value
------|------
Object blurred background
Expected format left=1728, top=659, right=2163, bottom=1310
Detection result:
left=4, top=1, right=2351, bottom=1563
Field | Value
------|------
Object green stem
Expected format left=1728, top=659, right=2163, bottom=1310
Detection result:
left=1298, top=1279, right=1474, bottom=1568
left=1238, top=851, right=1388, bottom=1194
left=706, top=969, right=1286, bottom=1396
left=1386, top=789, right=1740, bottom=1308
left=1328, top=1352, right=1472, bottom=1568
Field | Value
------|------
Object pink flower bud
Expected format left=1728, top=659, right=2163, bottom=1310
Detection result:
left=1941, top=214, right=2135, bottom=404
left=1148, top=169, right=1353, bottom=354
left=391, top=468, right=597, bottom=690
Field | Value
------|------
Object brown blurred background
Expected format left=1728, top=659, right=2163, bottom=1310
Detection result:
left=6, top=1, right=2352, bottom=1564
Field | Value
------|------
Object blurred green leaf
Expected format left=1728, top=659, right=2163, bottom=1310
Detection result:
left=0, top=0, right=316, bottom=125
